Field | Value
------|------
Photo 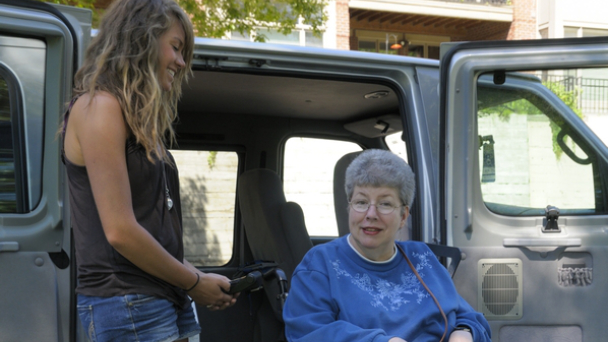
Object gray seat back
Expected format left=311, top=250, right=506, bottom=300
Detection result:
left=237, top=168, right=312, bottom=281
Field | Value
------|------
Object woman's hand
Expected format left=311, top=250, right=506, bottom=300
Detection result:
left=388, top=338, right=407, bottom=342
left=448, top=330, right=473, bottom=342
left=188, top=271, right=238, bottom=310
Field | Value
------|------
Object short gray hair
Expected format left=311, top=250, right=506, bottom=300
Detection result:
left=344, top=149, right=416, bottom=208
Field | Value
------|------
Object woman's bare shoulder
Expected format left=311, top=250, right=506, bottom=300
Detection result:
left=64, top=91, right=127, bottom=165
left=71, top=91, right=128, bottom=143
left=72, top=91, right=121, bottom=116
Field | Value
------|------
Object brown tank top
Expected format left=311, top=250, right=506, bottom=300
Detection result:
left=62, top=100, right=188, bottom=308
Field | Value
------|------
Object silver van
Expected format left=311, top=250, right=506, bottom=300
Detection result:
left=1, top=1, right=608, bottom=341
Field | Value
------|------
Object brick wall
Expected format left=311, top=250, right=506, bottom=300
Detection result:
left=336, top=0, right=351, bottom=50
left=507, top=0, right=537, bottom=40
left=455, top=21, right=511, bottom=41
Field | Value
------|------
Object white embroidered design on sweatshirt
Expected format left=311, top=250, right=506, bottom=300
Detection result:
left=332, top=251, right=433, bottom=311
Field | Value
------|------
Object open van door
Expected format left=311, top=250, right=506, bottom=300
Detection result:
left=0, top=1, right=86, bottom=340
left=441, top=38, right=608, bottom=341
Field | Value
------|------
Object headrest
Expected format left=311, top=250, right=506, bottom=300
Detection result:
left=333, top=152, right=362, bottom=237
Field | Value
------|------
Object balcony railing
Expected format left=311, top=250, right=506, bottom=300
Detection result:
left=428, top=0, right=510, bottom=5
left=544, top=75, right=608, bottom=114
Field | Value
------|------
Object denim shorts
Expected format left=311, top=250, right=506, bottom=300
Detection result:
left=77, top=294, right=201, bottom=342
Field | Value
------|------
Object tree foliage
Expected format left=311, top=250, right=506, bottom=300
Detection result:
left=44, top=0, right=102, bottom=26
left=543, top=82, right=584, bottom=159
left=478, top=81, right=584, bottom=160
left=179, top=0, right=326, bottom=41
left=42, top=0, right=327, bottom=42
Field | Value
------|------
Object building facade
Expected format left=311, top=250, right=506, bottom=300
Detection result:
left=272, top=0, right=608, bottom=58
left=92, top=1, right=608, bottom=58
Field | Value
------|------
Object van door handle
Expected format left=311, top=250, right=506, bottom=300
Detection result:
left=503, top=238, right=581, bottom=248
left=0, top=241, right=19, bottom=252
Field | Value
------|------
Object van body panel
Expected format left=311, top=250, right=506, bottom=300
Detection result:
left=442, top=38, right=608, bottom=341
left=0, top=1, right=79, bottom=340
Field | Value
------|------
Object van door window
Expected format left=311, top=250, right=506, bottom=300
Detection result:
left=0, top=36, right=45, bottom=213
left=0, top=75, right=15, bottom=213
left=477, top=70, right=608, bottom=216
left=385, top=131, right=408, bottom=162
left=171, top=150, right=238, bottom=266
left=284, top=137, right=362, bottom=236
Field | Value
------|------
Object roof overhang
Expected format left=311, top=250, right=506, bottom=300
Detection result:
left=349, top=0, right=513, bottom=22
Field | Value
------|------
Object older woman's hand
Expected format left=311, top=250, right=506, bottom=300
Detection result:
left=448, top=329, right=473, bottom=342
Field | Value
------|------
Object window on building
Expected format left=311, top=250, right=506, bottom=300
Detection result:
left=355, top=31, right=447, bottom=59
left=230, top=17, right=324, bottom=47
left=561, top=27, right=608, bottom=127
left=428, top=46, right=440, bottom=60
left=283, top=137, right=362, bottom=236
left=405, top=43, right=441, bottom=59
left=259, top=28, right=300, bottom=45
left=357, top=32, right=402, bottom=55
left=357, top=39, right=400, bottom=55
left=358, top=40, right=377, bottom=53
left=232, top=27, right=324, bottom=47
left=230, top=30, right=251, bottom=42
left=406, top=44, right=424, bottom=58
left=172, top=150, right=238, bottom=266
left=565, top=26, right=608, bottom=38
left=304, top=30, right=323, bottom=47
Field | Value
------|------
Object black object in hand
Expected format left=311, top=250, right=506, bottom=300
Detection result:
left=223, top=271, right=261, bottom=294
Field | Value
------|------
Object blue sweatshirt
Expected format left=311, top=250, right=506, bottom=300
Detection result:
left=283, top=236, right=491, bottom=342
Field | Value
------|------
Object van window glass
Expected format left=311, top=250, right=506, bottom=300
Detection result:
left=284, top=137, right=362, bottom=236
left=0, top=35, right=45, bottom=213
left=385, top=132, right=408, bottom=163
left=477, top=70, right=608, bottom=216
left=0, top=76, right=15, bottom=213
left=171, top=150, right=238, bottom=266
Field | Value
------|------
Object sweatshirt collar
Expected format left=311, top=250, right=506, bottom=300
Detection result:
left=346, top=234, right=398, bottom=264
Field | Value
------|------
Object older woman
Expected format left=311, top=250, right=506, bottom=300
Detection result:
left=283, top=149, right=491, bottom=342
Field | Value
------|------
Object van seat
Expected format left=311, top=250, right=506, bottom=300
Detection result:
left=237, top=168, right=313, bottom=284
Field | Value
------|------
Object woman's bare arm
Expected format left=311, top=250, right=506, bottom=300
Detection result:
left=65, top=92, right=233, bottom=307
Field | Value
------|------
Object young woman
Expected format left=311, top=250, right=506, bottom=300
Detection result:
left=62, top=0, right=237, bottom=341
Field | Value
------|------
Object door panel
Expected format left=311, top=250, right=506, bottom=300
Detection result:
left=0, top=1, right=77, bottom=340
left=442, top=38, right=608, bottom=341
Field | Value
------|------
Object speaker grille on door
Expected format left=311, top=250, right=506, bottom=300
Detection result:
left=478, top=259, right=522, bottom=320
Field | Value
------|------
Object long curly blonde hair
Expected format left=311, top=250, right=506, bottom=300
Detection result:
left=73, top=0, right=194, bottom=163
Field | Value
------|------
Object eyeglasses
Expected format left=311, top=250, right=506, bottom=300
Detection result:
left=349, top=200, right=402, bottom=215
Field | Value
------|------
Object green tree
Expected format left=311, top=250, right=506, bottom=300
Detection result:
left=43, top=0, right=327, bottom=42
left=44, top=0, right=102, bottom=26
left=479, top=81, right=584, bottom=160
left=543, top=81, right=584, bottom=159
